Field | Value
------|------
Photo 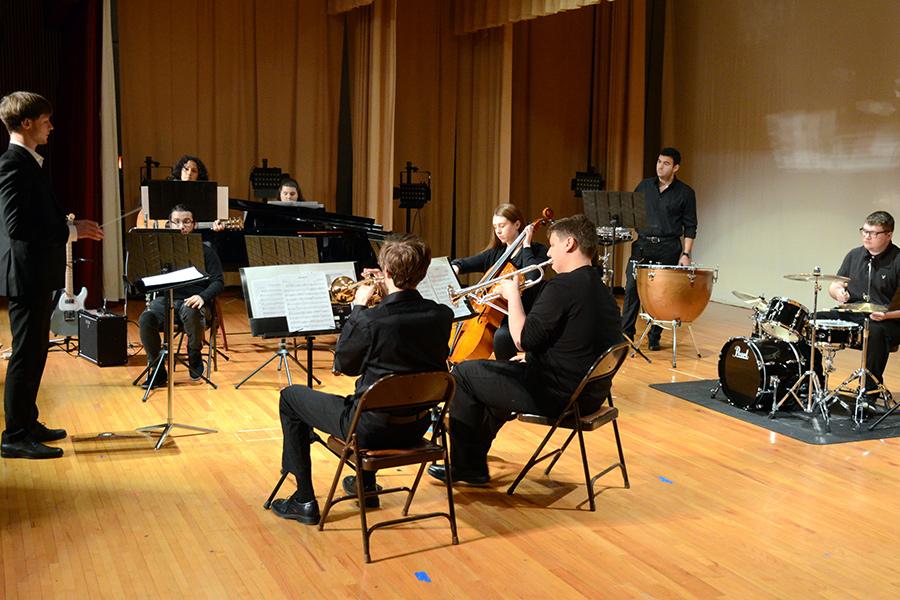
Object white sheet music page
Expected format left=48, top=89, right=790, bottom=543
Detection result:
left=419, top=257, right=473, bottom=319
left=285, top=272, right=335, bottom=333
left=141, top=266, right=205, bottom=288
left=248, top=277, right=285, bottom=318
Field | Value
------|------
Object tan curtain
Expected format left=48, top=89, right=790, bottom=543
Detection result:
left=454, top=0, right=606, bottom=34
left=329, top=0, right=374, bottom=14
left=347, top=0, right=397, bottom=230
left=117, top=0, right=343, bottom=215
left=101, top=0, right=124, bottom=298
left=452, top=25, right=514, bottom=263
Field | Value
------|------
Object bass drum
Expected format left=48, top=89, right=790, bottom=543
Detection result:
left=718, top=337, right=809, bottom=410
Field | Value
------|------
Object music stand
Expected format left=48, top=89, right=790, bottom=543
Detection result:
left=126, top=253, right=217, bottom=449
left=235, top=262, right=355, bottom=389
left=146, top=180, right=218, bottom=221
left=127, top=229, right=217, bottom=395
left=582, top=191, right=650, bottom=362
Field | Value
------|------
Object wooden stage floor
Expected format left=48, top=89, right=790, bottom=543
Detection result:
left=1, top=293, right=898, bottom=599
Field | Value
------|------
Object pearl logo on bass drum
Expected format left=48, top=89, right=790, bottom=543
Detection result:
left=732, top=345, right=750, bottom=360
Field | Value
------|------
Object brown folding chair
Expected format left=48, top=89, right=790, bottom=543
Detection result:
left=317, top=372, right=459, bottom=563
left=507, top=342, right=630, bottom=511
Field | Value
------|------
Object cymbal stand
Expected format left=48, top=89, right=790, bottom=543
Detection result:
left=770, top=268, right=829, bottom=425
left=831, top=317, right=892, bottom=427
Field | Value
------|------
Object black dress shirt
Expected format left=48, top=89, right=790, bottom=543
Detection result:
left=837, top=243, right=900, bottom=306
left=334, top=289, right=454, bottom=400
left=520, top=265, right=623, bottom=407
left=451, top=243, right=548, bottom=279
left=634, top=177, right=697, bottom=239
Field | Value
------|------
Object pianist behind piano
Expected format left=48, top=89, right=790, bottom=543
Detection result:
left=277, top=177, right=304, bottom=202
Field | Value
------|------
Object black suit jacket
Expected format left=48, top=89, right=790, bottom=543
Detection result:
left=0, top=144, right=69, bottom=297
left=334, top=289, right=453, bottom=403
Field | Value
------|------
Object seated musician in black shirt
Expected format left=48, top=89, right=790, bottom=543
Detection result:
left=823, top=211, right=900, bottom=393
left=272, top=234, right=453, bottom=525
left=430, top=215, right=623, bottom=485
left=170, top=154, right=209, bottom=181
left=450, top=203, right=548, bottom=360
left=277, top=177, right=304, bottom=202
left=138, top=204, right=225, bottom=387
left=621, top=147, right=697, bottom=350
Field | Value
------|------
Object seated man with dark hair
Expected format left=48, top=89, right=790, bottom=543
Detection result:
left=272, top=234, right=453, bottom=525
left=429, top=214, right=623, bottom=485
left=138, top=203, right=224, bottom=387
left=277, top=178, right=304, bottom=202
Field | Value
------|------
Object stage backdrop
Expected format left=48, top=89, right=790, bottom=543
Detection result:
left=662, top=0, right=900, bottom=310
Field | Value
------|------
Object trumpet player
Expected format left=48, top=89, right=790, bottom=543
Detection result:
left=271, top=234, right=453, bottom=524
left=429, top=215, right=623, bottom=485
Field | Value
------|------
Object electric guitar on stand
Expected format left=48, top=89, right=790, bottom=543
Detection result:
left=50, top=214, right=87, bottom=337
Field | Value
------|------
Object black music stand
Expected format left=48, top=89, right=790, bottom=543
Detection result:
left=126, top=229, right=218, bottom=397
left=235, top=263, right=354, bottom=389
left=582, top=191, right=649, bottom=363
left=129, top=267, right=217, bottom=449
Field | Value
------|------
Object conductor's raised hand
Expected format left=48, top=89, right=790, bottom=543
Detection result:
left=75, top=219, right=104, bottom=241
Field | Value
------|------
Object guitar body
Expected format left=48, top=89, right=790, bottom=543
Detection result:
left=49, top=213, right=86, bottom=337
left=50, top=286, right=87, bottom=337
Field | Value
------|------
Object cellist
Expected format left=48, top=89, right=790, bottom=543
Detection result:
left=451, top=203, right=548, bottom=360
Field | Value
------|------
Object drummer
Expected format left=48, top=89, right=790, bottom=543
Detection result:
left=824, top=211, right=900, bottom=392
left=622, top=147, right=698, bottom=350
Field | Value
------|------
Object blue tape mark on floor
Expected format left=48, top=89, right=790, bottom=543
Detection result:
left=659, top=476, right=674, bottom=484
left=415, top=571, right=432, bottom=583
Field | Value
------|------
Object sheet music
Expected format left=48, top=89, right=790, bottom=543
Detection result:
left=420, top=257, right=473, bottom=319
left=248, top=277, right=285, bottom=319
left=141, top=266, right=205, bottom=288
left=285, top=272, right=335, bottom=332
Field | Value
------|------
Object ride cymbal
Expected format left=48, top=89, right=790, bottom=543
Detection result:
left=784, top=272, right=850, bottom=283
left=837, top=302, right=888, bottom=314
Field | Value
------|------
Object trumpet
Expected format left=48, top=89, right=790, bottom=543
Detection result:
left=329, top=274, right=385, bottom=306
left=449, top=259, right=553, bottom=307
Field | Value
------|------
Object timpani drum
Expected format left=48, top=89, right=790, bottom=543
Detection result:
left=635, top=264, right=718, bottom=322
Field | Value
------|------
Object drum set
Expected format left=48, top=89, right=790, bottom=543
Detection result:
left=714, top=267, right=893, bottom=428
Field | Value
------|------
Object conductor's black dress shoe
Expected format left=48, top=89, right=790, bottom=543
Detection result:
left=271, top=493, right=321, bottom=525
left=427, top=463, right=490, bottom=486
left=1, top=437, right=64, bottom=459
left=28, top=423, right=67, bottom=442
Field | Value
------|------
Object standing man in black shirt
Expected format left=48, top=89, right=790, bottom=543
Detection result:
left=621, top=147, right=697, bottom=350
left=823, top=211, right=900, bottom=393
left=429, top=215, right=623, bottom=485
left=138, top=204, right=224, bottom=387
left=272, top=234, right=453, bottom=525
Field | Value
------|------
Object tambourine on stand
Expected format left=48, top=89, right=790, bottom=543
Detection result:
left=632, top=262, right=719, bottom=368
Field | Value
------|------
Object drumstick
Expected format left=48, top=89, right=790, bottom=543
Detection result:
left=100, top=206, right=143, bottom=229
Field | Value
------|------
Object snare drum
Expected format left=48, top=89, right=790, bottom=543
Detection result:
left=718, top=337, right=805, bottom=410
left=761, top=297, right=809, bottom=342
left=807, top=319, right=861, bottom=349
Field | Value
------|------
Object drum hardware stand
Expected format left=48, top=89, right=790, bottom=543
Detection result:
left=634, top=314, right=701, bottom=369
left=771, top=268, right=830, bottom=426
left=829, top=317, right=892, bottom=427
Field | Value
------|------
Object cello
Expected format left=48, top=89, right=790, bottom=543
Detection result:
left=448, top=207, right=553, bottom=363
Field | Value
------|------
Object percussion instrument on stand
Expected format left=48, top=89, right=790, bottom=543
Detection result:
left=769, top=269, right=849, bottom=428
left=731, top=290, right=768, bottom=337
left=632, top=263, right=718, bottom=368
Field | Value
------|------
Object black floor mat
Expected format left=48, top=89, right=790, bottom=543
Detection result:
left=649, top=379, right=900, bottom=444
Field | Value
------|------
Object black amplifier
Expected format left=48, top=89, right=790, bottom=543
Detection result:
left=78, top=310, right=128, bottom=367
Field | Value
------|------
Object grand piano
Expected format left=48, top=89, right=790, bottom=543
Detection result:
left=212, top=199, right=388, bottom=274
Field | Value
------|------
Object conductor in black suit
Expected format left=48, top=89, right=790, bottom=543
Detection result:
left=271, top=234, right=453, bottom=525
left=0, top=92, right=103, bottom=460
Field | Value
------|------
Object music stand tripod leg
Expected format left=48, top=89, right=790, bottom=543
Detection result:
left=687, top=324, right=702, bottom=359
left=234, top=345, right=286, bottom=389
left=671, top=321, right=678, bottom=369
left=624, top=332, right=652, bottom=363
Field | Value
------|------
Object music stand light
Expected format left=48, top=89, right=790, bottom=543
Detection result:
left=249, top=158, right=283, bottom=201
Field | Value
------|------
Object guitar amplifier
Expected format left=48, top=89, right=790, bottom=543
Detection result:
left=78, top=310, right=128, bottom=366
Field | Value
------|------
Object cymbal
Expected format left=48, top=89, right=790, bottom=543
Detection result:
left=731, top=290, right=767, bottom=311
left=784, top=272, right=850, bottom=283
left=838, top=302, right=888, bottom=314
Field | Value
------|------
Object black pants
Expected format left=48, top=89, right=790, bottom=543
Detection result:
left=816, top=310, right=900, bottom=389
left=449, top=360, right=563, bottom=473
left=279, top=385, right=429, bottom=496
left=138, top=296, right=209, bottom=367
left=3, top=290, right=54, bottom=441
left=621, top=238, right=682, bottom=343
